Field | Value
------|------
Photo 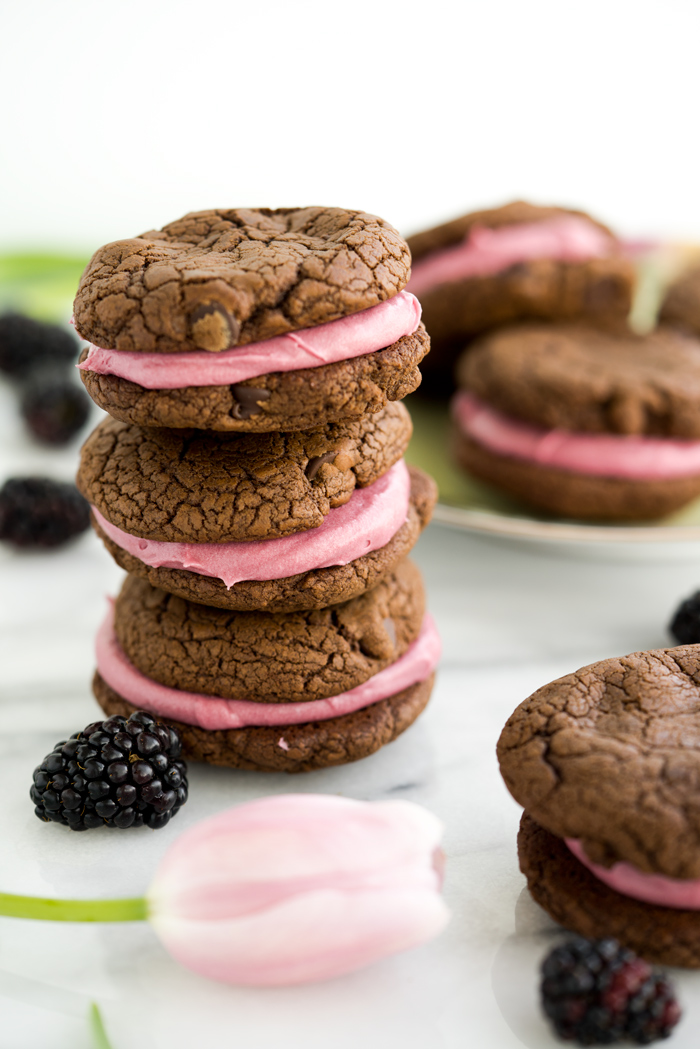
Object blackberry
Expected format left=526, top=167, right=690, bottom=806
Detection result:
left=541, top=937, right=681, bottom=1044
left=0, top=312, right=79, bottom=379
left=31, top=711, right=188, bottom=831
left=20, top=371, right=91, bottom=444
left=0, top=477, right=90, bottom=548
left=669, top=591, right=700, bottom=645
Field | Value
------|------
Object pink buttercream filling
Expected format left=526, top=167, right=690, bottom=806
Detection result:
left=453, top=390, right=700, bottom=480
left=96, top=607, right=441, bottom=729
left=406, top=215, right=613, bottom=295
left=92, top=459, right=410, bottom=588
left=566, top=839, right=700, bottom=910
left=77, top=290, right=421, bottom=390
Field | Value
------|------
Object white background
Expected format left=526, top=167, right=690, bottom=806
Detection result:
left=3, top=0, right=700, bottom=252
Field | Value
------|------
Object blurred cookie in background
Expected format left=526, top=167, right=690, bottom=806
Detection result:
left=659, top=263, right=700, bottom=336
left=451, top=321, right=700, bottom=520
left=405, top=201, right=635, bottom=392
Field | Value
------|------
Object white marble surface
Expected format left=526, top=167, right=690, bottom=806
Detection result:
left=2, top=387, right=700, bottom=1047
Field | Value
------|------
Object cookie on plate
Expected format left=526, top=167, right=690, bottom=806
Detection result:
left=659, top=263, right=700, bottom=336
left=93, top=566, right=440, bottom=773
left=405, top=201, right=635, bottom=388
left=498, top=646, right=700, bottom=967
left=452, top=321, right=700, bottom=520
left=75, top=208, right=430, bottom=432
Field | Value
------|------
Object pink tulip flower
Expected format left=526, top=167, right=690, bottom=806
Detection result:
left=147, top=794, right=449, bottom=986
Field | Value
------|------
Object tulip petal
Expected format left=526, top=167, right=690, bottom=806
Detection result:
left=151, top=797, right=444, bottom=921
left=148, top=795, right=449, bottom=986
left=151, top=886, right=450, bottom=986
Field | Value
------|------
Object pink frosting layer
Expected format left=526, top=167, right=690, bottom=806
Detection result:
left=92, top=459, right=410, bottom=588
left=77, top=290, right=421, bottom=390
left=566, top=839, right=700, bottom=910
left=453, top=390, right=700, bottom=480
left=96, top=607, right=441, bottom=729
left=406, top=215, right=612, bottom=295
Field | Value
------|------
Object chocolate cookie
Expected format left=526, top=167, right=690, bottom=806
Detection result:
left=78, top=326, right=429, bottom=433
left=75, top=209, right=411, bottom=353
left=92, top=464, right=436, bottom=613
left=93, top=671, right=435, bottom=774
left=459, top=323, right=700, bottom=436
left=659, top=264, right=700, bottom=336
left=453, top=322, right=700, bottom=520
left=499, top=645, right=700, bottom=878
left=74, top=208, right=429, bottom=432
left=406, top=201, right=635, bottom=389
left=114, top=561, right=425, bottom=703
left=498, top=645, right=700, bottom=966
left=77, top=403, right=411, bottom=544
left=518, top=813, right=700, bottom=969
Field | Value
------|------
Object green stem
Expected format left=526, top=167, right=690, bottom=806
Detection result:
left=90, top=1003, right=115, bottom=1049
left=0, top=891, right=147, bottom=922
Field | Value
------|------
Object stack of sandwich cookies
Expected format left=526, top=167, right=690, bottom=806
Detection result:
left=497, top=646, right=700, bottom=967
left=74, top=207, right=440, bottom=770
left=452, top=322, right=700, bottom=520
left=406, top=201, right=635, bottom=386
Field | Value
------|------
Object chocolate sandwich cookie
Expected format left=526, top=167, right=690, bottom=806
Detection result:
left=93, top=464, right=435, bottom=612
left=75, top=208, right=429, bottom=431
left=453, top=322, right=700, bottom=520
left=77, top=403, right=412, bottom=544
left=91, top=467, right=432, bottom=612
left=659, top=264, right=700, bottom=336
left=92, top=564, right=441, bottom=772
left=498, top=646, right=700, bottom=967
left=405, top=200, right=634, bottom=389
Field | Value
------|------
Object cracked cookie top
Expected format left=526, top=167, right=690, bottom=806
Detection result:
left=458, top=323, right=700, bottom=437
left=497, top=645, right=700, bottom=880
left=113, top=562, right=425, bottom=703
left=73, top=208, right=411, bottom=353
left=77, top=403, right=411, bottom=543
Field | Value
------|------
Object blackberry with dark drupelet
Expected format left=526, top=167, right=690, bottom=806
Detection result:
left=0, top=312, right=79, bottom=378
left=541, top=937, right=681, bottom=1044
left=21, top=371, right=91, bottom=444
left=0, top=476, right=90, bottom=547
left=31, top=711, right=188, bottom=831
left=669, top=591, right=700, bottom=645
